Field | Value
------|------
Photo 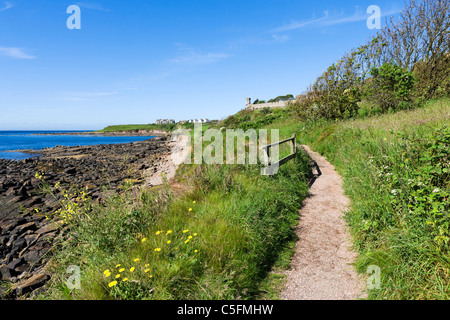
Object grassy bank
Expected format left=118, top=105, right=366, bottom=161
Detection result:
left=258, top=98, right=449, bottom=299
left=97, top=123, right=177, bottom=133
left=38, top=140, right=311, bottom=300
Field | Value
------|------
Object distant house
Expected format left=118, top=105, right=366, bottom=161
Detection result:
left=156, top=119, right=175, bottom=124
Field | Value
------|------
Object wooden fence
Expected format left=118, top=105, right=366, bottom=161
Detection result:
left=261, top=133, right=296, bottom=175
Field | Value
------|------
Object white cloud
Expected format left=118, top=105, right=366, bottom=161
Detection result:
left=272, top=34, right=290, bottom=42
left=0, top=1, right=12, bottom=12
left=272, top=6, right=401, bottom=32
left=168, top=45, right=230, bottom=66
left=0, top=47, right=35, bottom=59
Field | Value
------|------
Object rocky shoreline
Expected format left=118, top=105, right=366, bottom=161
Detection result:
left=0, top=135, right=172, bottom=299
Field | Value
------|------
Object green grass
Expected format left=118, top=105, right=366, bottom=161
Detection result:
left=36, top=139, right=311, bottom=300
left=97, top=123, right=177, bottom=133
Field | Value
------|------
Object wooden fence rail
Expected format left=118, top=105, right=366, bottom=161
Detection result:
left=261, top=133, right=296, bottom=175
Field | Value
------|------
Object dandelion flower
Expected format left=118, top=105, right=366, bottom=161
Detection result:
left=195, top=250, right=198, bottom=253
left=122, top=278, right=128, bottom=282
left=155, top=248, right=161, bottom=252
left=115, top=274, right=121, bottom=279
left=119, top=268, right=125, bottom=273
left=167, top=240, right=171, bottom=244
left=193, top=201, right=196, bottom=204
left=193, top=233, right=197, bottom=236
left=188, top=208, right=193, bottom=212
left=130, top=267, right=135, bottom=272
left=188, top=235, right=193, bottom=239
left=108, top=281, right=118, bottom=287
left=166, top=230, right=172, bottom=235
left=145, top=269, right=150, bottom=273
left=141, top=238, right=147, bottom=242
left=103, top=269, right=111, bottom=275
left=183, top=230, right=189, bottom=234
left=149, top=275, right=153, bottom=278
left=145, top=264, right=149, bottom=268
left=116, top=264, right=121, bottom=268
left=185, top=239, right=190, bottom=244
left=133, top=258, right=140, bottom=262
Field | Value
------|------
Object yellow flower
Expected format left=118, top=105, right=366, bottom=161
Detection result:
left=115, top=264, right=121, bottom=268
left=195, top=250, right=198, bottom=253
left=119, top=268, right=125, bottom=273
left=130, top=267, right=135, bottom=272
left=133, top=258, right=140, bottom=262
left=103, top=269, right=111, bottom=275
left=141, top=238, right=147, bottom=242
left=155, top=248, right=161, bottom=252
left=185, top=239, right=190, bottom=244
left=115, top=274, right=121, bottom=279
left=193, top=233, right=198, bottom=236
left=122, top=278, right=128, bottom=282
left=145, top=269, right=150, bottom=273
left=183, top=230, right=189, bottom=234
left=108, top=281, right=118, bottom=287
left=188, top=208, right=193, bottom=212
left=188, top=235, right=193, bottom=239
left=145, top=264, right=149, bottom=268
left=166, top=230, right=172, bottom=235
left=193, top=201, right=196, bottom=204
left=156, top=231, right=162, bottom=235
left=149, top=275, right=153, bottom=278
left=167, top=240, right=171, bottom=244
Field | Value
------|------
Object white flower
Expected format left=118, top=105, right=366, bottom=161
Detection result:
left=391, top=189, right=399, bottom=195
left=432, top=188, right=440, bottom=193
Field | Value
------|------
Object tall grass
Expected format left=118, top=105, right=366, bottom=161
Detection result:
left=38, top=140, right=311, bottom=300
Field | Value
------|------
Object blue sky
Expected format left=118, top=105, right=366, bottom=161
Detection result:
left=0, top=0, right=403, bottom=130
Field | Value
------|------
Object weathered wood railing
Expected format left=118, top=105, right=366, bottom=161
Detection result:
left=261, top=133, right=296, bottom=175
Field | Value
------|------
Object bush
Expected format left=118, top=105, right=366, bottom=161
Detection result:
left=367, top=63, right=415, bottom=112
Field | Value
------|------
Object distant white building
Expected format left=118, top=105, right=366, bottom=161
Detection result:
left=156, top=119, right=175, bottom=124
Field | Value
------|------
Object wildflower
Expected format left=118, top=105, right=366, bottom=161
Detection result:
left=194, top=250, right=198, bottom=253
left=145, top=269, right=150, bottom=273
left=156, top=231, right=162, bottom=235
left=193, top=233, right=197, bottom=237
left=185, top=239, right=190, bottom=244
left=433, top=188, right=440, bottom=193
left=119, top=268, right=125, bottom=273
left=145, top=264, right=149, bottom=268
left=188, top=208, right=193, bottom=212
left=133, top=258, right=140, bottom=262
left=391, top=189, right=398, bottom=196
left=116, top=264, right=121, bottom=268
left=155, top=248, right=161, bottom=252
left=34, top=208, right=39, bottom=213
left=122, top=278, right=128, bottom=282
left=149, top=275, right=153, bottom=278
left=167, top=240, right=171, bottom=244
left=193, top=201, right=196, bottom=204
left=115, top=274, right=121, bottom=279
left=141, top=238, right=147, bottom=242
left=183, top=230, right=189, bottom=234
left=108, top=281, right=118, bottom=287
left=166, top=230, right=172, bottom=235
left=103, top=269, right=111, bottom=276
left=130, top=267, right=135, bottom=272
left=188, top=236, right=193, bottom=239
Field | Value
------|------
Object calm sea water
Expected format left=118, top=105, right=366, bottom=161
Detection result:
left=0, top=131, right=156, bottom=160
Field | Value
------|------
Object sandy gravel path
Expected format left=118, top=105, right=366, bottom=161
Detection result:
left=281, top=145, right=367, bottom=300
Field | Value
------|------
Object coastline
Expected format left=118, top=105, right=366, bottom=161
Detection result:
left=32, top=130, right=169, bottom=136
left=0, top=134, right=181, bottom=299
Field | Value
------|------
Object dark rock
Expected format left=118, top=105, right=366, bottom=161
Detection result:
left=13, top=222, right=36, bottom=235
left=0, top=266, right=11, bottom=281
left=6, top=258, right=23, bottom=270
left=12, top=271, right=50, bottom=296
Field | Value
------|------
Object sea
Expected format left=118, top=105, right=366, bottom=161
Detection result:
left=0, top=131, right=157, bottom=160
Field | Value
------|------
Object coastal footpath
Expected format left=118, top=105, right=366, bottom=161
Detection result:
left=0, top=134, right=173, bottom=298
